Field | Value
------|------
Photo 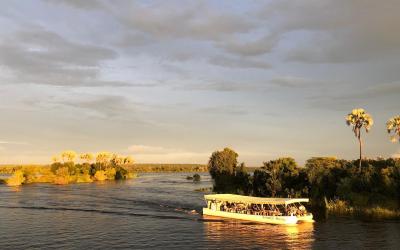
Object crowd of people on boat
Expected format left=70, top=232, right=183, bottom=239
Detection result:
left=216, top=202, right=307, bottom=216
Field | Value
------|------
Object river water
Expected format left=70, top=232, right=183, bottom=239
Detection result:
left=0, top=173, right=399, bottom=249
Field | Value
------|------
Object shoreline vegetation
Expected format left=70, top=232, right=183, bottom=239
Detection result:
left=205, top=109, right=400, bottom=219
left=0, top=161, right=209, bottom=186
left=207, top=150, right=400, bottom=220
left=1, top=151, right=138, bottom=186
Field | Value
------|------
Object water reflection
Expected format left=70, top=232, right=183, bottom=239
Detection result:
left=203, top=216, right=314, bottom=249
left=9, top=186, right=21, bottom=192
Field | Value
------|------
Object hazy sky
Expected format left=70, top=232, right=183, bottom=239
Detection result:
left=0, top=0, right=399, bottom=165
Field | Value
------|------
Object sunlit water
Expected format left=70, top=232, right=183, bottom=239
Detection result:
left=0, top=173, right=399, bottom=249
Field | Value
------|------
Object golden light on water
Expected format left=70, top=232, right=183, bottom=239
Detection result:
left=203, top=216, right=314, bottom=249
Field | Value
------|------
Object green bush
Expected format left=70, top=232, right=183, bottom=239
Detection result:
left=193, top=174, right=201, bottom=182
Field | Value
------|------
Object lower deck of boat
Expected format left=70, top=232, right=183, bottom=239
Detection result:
left=203, top=208, right=313, bottom=225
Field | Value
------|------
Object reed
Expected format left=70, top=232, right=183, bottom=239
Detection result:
left=326, top=199, right=400, bottom=219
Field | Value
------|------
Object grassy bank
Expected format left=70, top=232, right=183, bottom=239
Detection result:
left=0, top=163, right=207, bottom=186
left=326, top=199, right=400, bottom=219
left=0, top=164, right=208, bottom=175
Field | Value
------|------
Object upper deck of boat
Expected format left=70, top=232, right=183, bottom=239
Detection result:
left=204, top=194, right=309, bottom=205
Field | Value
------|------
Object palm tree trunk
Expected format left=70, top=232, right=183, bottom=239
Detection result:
left=358, top=131, right=362, bottom=172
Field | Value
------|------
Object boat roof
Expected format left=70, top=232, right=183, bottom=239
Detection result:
left=204, top=194, right=309, bottom=205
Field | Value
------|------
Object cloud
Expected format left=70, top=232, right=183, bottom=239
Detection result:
left=181, top=81, right=265, bottom=92
left=183, top=76, right=329, bottom=93
left=128, top=145, right=173, bottom=155
left=270, top=76, right=325, bottom=88
left=106, top=1, right=254, bottom=41
left=199, top=105, right=249, bottom=116
left=0, top=141, right=29, bottom=145
left=219, top=35, right=278, bottom=56
left=208, top=55, right=271, bottom=69
left=0, top=26, right=123, bottom=87
left=304, top=80, right=400, bottom=111
left=262, top=0, right=400, bottom=63
left=52, top=95, right=142, bottom=120
left=43, top=0, right=105, bottom=10
left=365, top=82, right=400, bottom=97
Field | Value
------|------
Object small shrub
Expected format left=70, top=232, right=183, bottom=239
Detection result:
left=53, top=167, right=70, bottom=185
left=193, top=174, right=201, bottom=182
left=94, top=170, right=107, bottom=181
left=105, top=168, right=116, bottom=180
left=115, top=167, right=130, bottom=180
left=6, top=170, right=25, bottom=186
left=76, top=173, right=93, bottom=183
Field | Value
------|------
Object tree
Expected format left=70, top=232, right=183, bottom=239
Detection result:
left=387, top=115, right=400, bottom=143
left=234, top=163, right=252, bottom=195
left=80, top=153, right=94, bottom=164
left=111, top=154, right=125, bottom=166
left=61, top=150, right=77, bottom=163
left=265, top=164, right=282, bottom=197
left=253, top=169, right=269, bottom=196
left=53, top=167, right=70, bottom=185
left=123, top=156, right=134, bottom=165
left=51, top=155, right=59, bottom=163
left=208, top=147, right=238, bottom=177
left=96, top=152, right=112, bottom=169
left=253, top=158, right=299, bottom=197
left=207, top=147, right=239, bottom=193
left=345, top=108, right=373, bottom=171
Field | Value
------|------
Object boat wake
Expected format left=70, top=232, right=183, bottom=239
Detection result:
left=0, top=205, right=200, bottom=221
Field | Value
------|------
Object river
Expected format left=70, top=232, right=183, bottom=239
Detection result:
left=0, top=173, right=399, bottom=249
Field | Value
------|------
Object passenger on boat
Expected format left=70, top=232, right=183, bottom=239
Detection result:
left=298, top=205, right=306, bottom=216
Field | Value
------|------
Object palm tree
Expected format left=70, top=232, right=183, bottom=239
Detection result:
left=51, top=155, right=59, bottom=163
left=111, top=154, right=123, bottom=166
left=80, top=153, right=94, bottom=164
left=386, top=115, right=400, bottom=143
left=61, top=150, right=77, bottom=163
left=123, top=156, right=134, bottom=165
left=345, top=108, right=373, bottom=171
left=96, top=152, right=112, bottom=169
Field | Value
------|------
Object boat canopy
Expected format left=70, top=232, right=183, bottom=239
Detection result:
left=204, top=194, right=309, bottom=205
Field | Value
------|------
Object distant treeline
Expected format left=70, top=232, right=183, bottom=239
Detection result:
left=208, top=148, right=400, bottom=218
left=0, top=165, right=45, bottom=174
left=0, top=163, right=208, bottom=174
left=124, top=164, right=207, bottom=172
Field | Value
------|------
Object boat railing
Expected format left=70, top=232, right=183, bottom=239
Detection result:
left=218, top=204, right=284, bottom=216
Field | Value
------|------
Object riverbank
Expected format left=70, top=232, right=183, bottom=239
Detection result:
left=325, top=199, right=400, bottom=219
left=0, top=164, right=208, bottom=174
left=0, top=163, right=208, bottom=186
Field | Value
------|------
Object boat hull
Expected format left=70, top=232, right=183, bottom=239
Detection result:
left=203, top=208, right=298, bottom=225
left=297, top=214, right=314, bottom=223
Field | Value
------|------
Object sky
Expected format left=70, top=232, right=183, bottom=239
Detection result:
left=0, top=0, right=399, bottom=165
